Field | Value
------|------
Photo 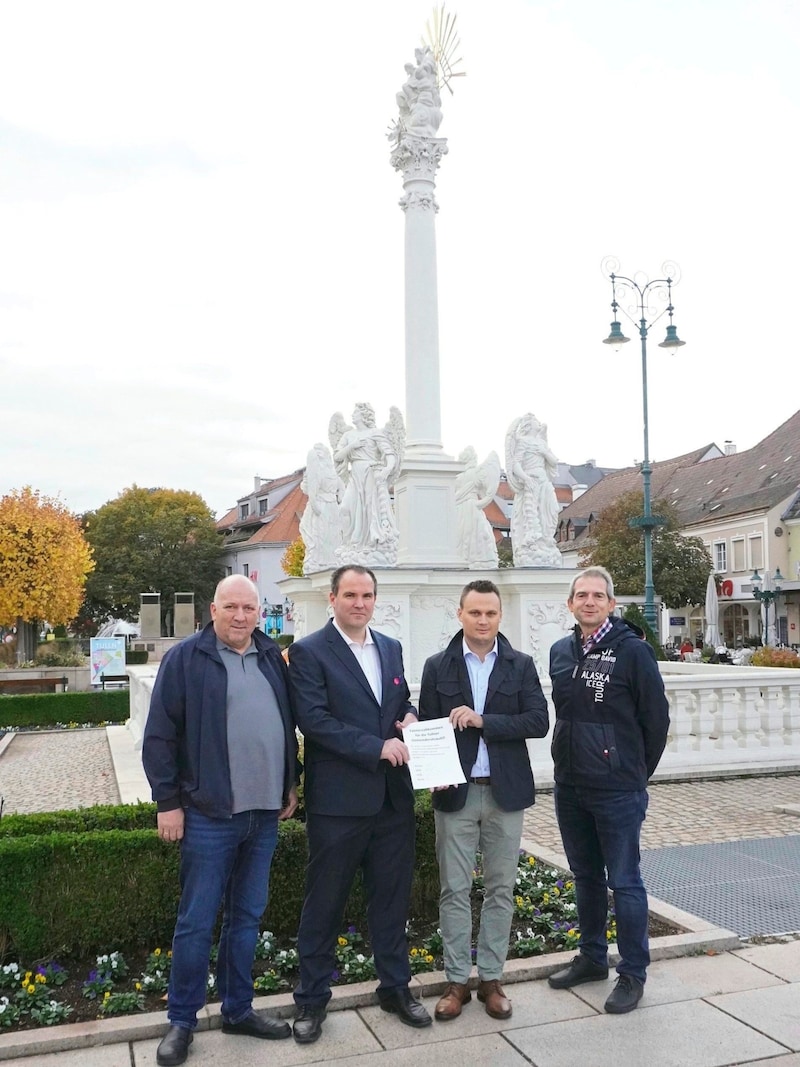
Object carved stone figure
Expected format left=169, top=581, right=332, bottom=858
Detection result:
left=455, top=446, right=500, bottom=569
left=395, top=45, right=443, bottom=139
left=505, top=414, right=562, bottom=568
left=299, top=443, right=343, bottom=574
left=328, top=404, right=405, bottom=567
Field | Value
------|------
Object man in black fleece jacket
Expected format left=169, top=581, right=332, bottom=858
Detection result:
left=547, top=566, right=669, bottom=1015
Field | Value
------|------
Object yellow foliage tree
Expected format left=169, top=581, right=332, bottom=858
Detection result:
left=0, top=487, right=95, bottom=661
left=280, top=536, right=305, bottom=577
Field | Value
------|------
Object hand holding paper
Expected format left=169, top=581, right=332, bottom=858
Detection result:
left=401, top=718, right=467, bottom=791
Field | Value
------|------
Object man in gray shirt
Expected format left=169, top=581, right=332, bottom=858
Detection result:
left=143, top=575, right=298, bottom=1067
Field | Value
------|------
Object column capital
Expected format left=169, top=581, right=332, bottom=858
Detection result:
left=390, top=135, right=448, bottom=184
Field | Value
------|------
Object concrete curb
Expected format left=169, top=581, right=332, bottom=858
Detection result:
left=0, top=835, right=741, bottom=1062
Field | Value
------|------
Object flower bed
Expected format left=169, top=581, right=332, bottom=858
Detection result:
left=0, top=853, right=676, bottom=1032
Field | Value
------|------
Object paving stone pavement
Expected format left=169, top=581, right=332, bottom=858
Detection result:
left=0, top=729, right=120, bottom=815
left=523, top=775, right=800, bottom=853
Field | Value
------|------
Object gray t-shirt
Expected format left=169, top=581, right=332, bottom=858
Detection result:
left=218, top=640, right=285, bottom=814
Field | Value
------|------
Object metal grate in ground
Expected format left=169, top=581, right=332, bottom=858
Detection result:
left=640, top=834, right=800, bottom=937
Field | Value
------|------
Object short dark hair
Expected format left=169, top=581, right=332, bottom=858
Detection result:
left=330, top=564, right=378, bottom=596
left=459, top=579, right=501, bottom=607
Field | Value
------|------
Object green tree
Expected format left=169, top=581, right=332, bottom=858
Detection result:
left=0, top=487, right=95, bottom=663
left=82, top=486, right=223, bottom=634
left=579, top=489, right=712, bottom=608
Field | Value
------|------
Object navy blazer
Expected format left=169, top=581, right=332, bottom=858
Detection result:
left=288, top=620, right=416, bottom=817
left=419, top=630, right=549, bottom=813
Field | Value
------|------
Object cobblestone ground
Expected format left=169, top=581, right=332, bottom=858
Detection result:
left=0, top=730, right=120, bottom=815
left=522, top=775, right=800, bottom=853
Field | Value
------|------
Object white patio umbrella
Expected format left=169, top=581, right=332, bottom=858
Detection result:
left=704, top=572, right=721, bottom=647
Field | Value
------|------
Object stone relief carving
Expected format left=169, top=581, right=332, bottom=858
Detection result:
left=408, top=594, right=460, bottom=684
left=455, top=446, right=500, bottom=569
left=299, top=443, right=343, bottom=574
left=328, top=403, right=405, bottom=568
left=372, top=600, right=402, bottom=641
left=505, top=413, right=562, bottom=568
left=399, top=190, right=438, bottom=213
left=527, top=601, right=574, bottom=680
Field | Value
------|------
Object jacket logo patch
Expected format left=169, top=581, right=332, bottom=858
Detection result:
left=580, top=651, right=617, bottom=703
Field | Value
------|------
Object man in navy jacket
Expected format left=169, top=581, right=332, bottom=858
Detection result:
left=288, top=565, right=432, bottom=1043
left=419, top=579, right=549, bottom=1022
left=143, top=575, right=298, bottom=1066
left=548, top=566, right=669, bottom=1015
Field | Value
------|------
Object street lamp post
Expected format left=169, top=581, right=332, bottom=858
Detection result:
left=602, top=258, right=686, bottom=635
left=750, top=568, right=784, bottom=646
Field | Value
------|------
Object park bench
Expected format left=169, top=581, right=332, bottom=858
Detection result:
left=100, top=674, right=130, bottom=690
left=0, top=676, right=69, bottom=695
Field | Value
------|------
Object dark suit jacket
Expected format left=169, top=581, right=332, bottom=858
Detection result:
left=419, top=630, right=549, bottom=813
left=288, top=620, right=416, bottom=817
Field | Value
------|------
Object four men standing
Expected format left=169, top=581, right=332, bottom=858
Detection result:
left=144, top=562, right=669, bottom=1061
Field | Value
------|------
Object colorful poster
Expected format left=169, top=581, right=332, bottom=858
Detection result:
left=90, top=637, right=126, bottom=685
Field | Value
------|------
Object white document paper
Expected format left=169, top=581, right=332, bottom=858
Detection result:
left=402, top=718, right=467, bottom=791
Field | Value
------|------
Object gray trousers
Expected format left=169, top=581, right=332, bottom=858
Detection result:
left=434, top=785, right=524, bottom=983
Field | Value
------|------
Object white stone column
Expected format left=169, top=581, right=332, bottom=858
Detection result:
left=390, top=134, right=462, bottom=565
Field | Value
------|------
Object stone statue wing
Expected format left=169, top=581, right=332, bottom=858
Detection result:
left=504, top=418, right=523, bottom=491
left=328, top=412, right=351, bottom=484
left=384, top=406, right=406, bottom=486
left=474, top=450, right=501, bottom=509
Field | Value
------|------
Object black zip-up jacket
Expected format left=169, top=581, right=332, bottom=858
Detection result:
left=549, top=617, right=669, bottom=791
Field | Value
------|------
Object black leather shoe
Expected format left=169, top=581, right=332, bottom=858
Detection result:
left=379, top=988, right=433, bottom=1028
left=156, top=1025, right=193, bottom=1067
left=604, top=974, right=644, bottom=1014
left=293, top=1005, right=326, bottom=1044
left=548, top=954, right=609, bottom=989
left=222, top=1009, right=291, bottom=1039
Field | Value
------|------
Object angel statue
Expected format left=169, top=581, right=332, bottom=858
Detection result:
left=328, top=403, right=406, bottom=567
left=455, top=446, right=500, bottom=569
left=505, top=414, right=562, bottom=568
left=299, top=443, right=344, bottom=574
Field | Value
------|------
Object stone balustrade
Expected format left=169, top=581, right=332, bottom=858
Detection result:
left=125, top=660, right=800, bottom=786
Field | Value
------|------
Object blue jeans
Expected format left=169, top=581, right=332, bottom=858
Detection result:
left=168, top=807, right=279, bottom=1029
left=554, top=783, right=649, bottom=983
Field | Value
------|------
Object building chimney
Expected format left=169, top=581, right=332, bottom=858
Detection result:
left=585, top=459, right=596, bottom=468
left=724, top=441, right=736, bottom=456
left=254, top=475, right=263, bottom=492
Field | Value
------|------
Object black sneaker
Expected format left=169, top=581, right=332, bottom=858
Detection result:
left=604, top=974, right=643, bottom=1014
left=548, top=954, right=609, bottom=989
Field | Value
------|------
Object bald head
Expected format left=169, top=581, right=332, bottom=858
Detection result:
left=210, top=575, right=260, bottom=653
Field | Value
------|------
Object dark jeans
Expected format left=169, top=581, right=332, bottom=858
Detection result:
left=554, top=782, right=650, bottom=983
left=168, top=807, right=279, bottom=1029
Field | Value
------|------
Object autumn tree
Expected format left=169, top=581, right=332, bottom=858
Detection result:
left=579, top=489, right=712, bottom=609
left=82, top=486, right=223, bottom=634
left=0, top=487, right=95, bottom=663
left=280, top=537, right=306, bottom=577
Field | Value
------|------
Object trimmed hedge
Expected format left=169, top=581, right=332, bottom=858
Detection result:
left=126, top=649, right=149, bottom=665
left=0, top=799, right=440, bottom=960
left=0, top=690, right=129, bottom=729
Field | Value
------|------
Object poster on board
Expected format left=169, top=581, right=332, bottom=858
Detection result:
left=90, top=637, right=126, bottom=685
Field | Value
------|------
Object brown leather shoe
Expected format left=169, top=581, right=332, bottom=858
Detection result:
left=477, top=979, right=512, bottom=1019
left=434, top=982, right=472, bottom=1021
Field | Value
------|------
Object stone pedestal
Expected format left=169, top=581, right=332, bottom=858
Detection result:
left=281, top=567, right=578, bottom=688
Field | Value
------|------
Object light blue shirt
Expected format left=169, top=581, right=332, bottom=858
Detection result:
left=463, top=637, right=497, bottom=778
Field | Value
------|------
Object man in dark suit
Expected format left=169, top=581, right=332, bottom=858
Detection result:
left=419, top=579, right=549, bottom=1022
left=288, top=564, right=432, bottom=1043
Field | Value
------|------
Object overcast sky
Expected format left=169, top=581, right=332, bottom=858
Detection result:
left=2, top=0, right=798, bottom=518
